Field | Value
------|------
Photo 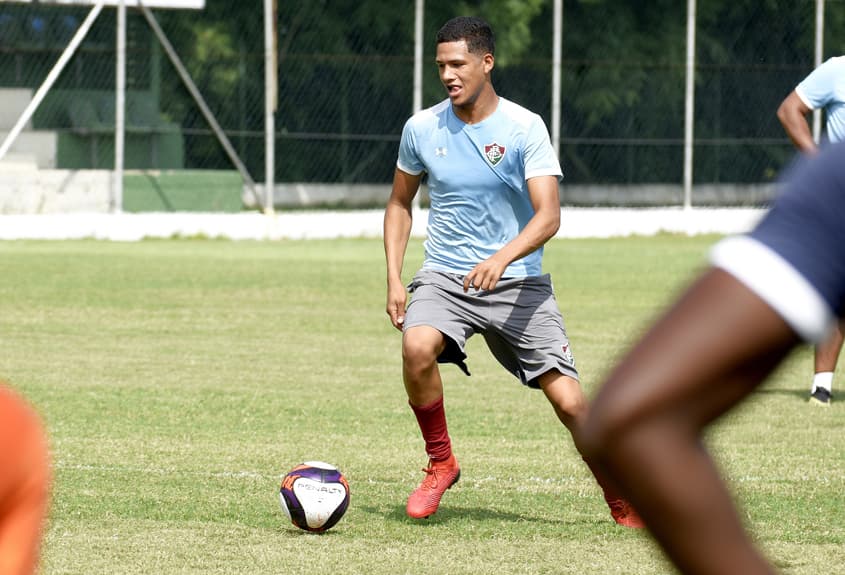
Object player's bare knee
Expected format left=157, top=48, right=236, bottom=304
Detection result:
left=402, top=334, right=439, bottom=374
left=552, top=393, right=586, bottom=422
left=540, top=373, right=586, bottom=420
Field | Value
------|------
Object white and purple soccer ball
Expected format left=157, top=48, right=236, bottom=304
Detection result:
left=279, top=461, right=350, bottom=533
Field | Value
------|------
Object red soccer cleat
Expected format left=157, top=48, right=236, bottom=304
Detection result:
left=606, top=498, right=645, bottom=528
left=406, top=454, right=461, bottom=519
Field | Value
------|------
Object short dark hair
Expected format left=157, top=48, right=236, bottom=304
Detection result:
left=436, top=16, right=495, bottom=56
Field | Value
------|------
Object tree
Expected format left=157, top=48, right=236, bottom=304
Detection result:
left=124, top=1, right=845, bottom=185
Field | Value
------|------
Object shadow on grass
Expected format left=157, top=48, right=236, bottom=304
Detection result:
left=359, top=503, right=587, bottom=527
left=753, top=388, right=813, bottom=401
left=274, top=524, right=346, bottom=537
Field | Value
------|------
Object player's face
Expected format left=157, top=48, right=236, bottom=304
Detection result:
left=436, top=40, right=493, bottom=110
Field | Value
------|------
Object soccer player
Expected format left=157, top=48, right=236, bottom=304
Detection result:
left=383, top=15, right=642, bottom=527
left=582, top=143, right=845, bottom=574
left=0, top=382, right=51, bottom=575
left=777, top=55, right=845, bottom=406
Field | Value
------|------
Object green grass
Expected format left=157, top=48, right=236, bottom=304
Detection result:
left=0, top=236, right=842, bottom=575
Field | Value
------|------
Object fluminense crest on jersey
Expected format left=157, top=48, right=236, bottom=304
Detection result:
left=562, top=343, right=575, bottom=365
left=483, top=142, right=505, bottom=166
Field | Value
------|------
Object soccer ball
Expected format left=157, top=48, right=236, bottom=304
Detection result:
left=279, top=461, right=350, bottom=533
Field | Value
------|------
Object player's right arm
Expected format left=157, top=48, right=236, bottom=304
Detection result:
left=384, top=168, right=422, bottom=331
left=777, top=90, right=818, bottom=153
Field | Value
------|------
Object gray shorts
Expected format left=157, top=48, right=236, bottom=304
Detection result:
left=403, top=269, right=578, bottom=389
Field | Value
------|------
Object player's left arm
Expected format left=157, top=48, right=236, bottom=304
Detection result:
left=463, top=175, right=560, bottom=292
left=777, top=90, right=818, bottom=153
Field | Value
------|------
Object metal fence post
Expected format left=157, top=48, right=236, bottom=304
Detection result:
left=683, top=0, right=697, bottom=209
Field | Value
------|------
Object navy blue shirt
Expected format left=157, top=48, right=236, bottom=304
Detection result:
left=752, top=146, right=845, bottom=316
left=711, top=144, right=845, bottom=341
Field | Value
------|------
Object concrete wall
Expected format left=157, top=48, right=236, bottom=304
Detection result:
left=560, top=183, right=778, bottom=207
left=244, top=182, right=779, bottom=209
left=244, top=183, right=398, bottom=209
left=0, top=170, right=781, bottom=215
left=0, top=88, right=58, bottom=169
left=0, top=89, right=33, bottom=131
left=0, top=208, right=767, bottom=241
left=0, top=165, right=111, bottom=214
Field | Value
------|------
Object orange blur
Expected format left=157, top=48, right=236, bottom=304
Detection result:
left=0, top=383, right=51, bottom=575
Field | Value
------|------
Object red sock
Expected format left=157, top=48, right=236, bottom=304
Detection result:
left=409, top=396, right=452, bottom=461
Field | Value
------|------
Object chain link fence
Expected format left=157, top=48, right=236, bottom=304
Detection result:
left=1, top=0, right=843, bottom=209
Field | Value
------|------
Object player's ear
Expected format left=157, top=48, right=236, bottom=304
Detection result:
left=483, top=53, right=495, bottom=74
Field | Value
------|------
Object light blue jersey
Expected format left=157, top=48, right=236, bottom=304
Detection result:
left=397, top=97, right=562, bottom=277
left=796, top=56, right=845, bottom=143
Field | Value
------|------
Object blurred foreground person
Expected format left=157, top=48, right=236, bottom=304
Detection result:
left=582, top=143, right=845, bottom=574
left=777, top=55, right=845, bottom=406
left=0, top=382, right=51, bottom=575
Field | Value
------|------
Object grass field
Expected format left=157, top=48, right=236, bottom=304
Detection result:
left=1, top=236, right=843, bottom=575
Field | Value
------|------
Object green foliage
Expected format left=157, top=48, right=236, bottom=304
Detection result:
left=562, top=1, right=685, bottom=131
left=0, top=237, right=842, bottom=574
left=453, top=0, right=548, bottom=66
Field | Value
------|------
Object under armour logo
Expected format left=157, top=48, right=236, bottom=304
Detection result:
left=435, top=147, right=448, bottom=157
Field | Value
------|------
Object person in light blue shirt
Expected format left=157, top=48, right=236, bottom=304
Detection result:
left=777, top=56, right=845, bottom=406
left=397, top=96, right=563, bottom=278
left=383, top=15, right=642, bottom=527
